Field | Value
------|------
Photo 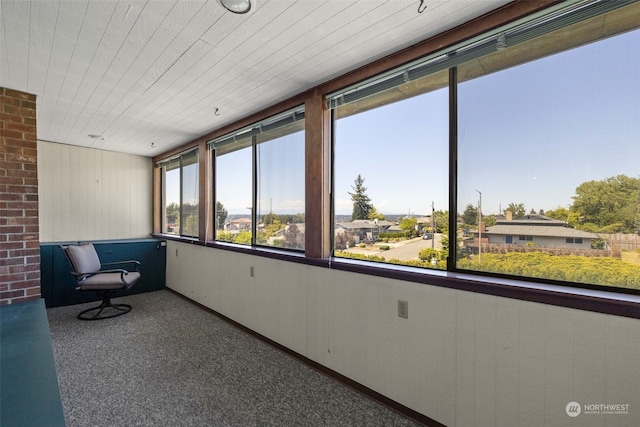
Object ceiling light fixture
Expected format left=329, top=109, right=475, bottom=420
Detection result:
left=89, top=134, right=105, bottom=140
left=218, top=0, right=251, bottom=14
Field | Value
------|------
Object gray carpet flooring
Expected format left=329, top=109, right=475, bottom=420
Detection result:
left=47, top=290, right=421, bottom=427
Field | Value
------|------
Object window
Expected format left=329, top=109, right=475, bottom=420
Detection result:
left=158, top=149, right=199, bottom=237
left=214, top=134, right=253, bottom=245
left=210, top=108, right=305, bottom=250
left=164, top=166, right=180, bottom=234
left=152, top=0, right=640, bottom=300
left=255, top=117, right=305, bottom=250
left=566, top=238, right=583, bottom=245
left=456, top=2, right=640, bottom=290
left=331, top=69, right=449, bottom=269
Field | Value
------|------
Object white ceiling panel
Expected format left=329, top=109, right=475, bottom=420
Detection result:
left=74, top=1, right=178, bottom=134
left=26, top=0, right=58, bottom=95
left=44, top=1, right=117, bottom=140
left=2, top=0, right=29, bottom=89
left=0, top=0, right=511, bottom=157
left=84, top=1, right=210, bottom=142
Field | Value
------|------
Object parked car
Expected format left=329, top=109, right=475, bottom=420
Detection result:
left=422, top=233, right=433, bottom=240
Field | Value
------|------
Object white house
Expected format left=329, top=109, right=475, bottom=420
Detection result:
left=483, top=214, right=599, bottom=249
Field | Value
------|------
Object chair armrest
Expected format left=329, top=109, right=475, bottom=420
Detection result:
left=97, top=269, right=130, bottom=275
left=71, top=268, right=129, bottom=277
left=101, top=260, right=140, bottom=267
left=101, top=260, right=141, bottom=272
left=69, top=270, right=89, bottom=278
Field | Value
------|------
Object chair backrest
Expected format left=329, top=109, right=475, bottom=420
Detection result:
left=63, top=243, right=101, bottom=280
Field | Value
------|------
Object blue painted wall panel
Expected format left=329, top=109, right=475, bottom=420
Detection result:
left=41, top=239, right=166, bottom=308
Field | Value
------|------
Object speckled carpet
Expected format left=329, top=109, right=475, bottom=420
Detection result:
left=47, top=290, right=420, bottom=427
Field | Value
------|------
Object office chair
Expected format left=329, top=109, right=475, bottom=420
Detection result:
left=62, top=243, right=141, bottom=320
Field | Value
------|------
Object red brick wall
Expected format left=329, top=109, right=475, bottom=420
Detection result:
left=0, top=87, right=40, bottom=304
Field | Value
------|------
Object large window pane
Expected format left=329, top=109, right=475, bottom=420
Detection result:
left=163, top=166, right=180, bottom=234
left=256, top=126, right=305, bottom=250
left=181, top=160, right=199, bottom=237
left=160, top=150, right=199, bottom=237
left=215, top=138, right=253, bottom=245
left=333, top=69, right=449, bottom=269
left=457, top=16, right=640, bottom=290
left=213, top=109, right=304, bottom=248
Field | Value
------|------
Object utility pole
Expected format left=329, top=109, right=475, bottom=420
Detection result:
left=431, top=201, right=435, bottom=249
left=475, top=189, right=482, bottom=263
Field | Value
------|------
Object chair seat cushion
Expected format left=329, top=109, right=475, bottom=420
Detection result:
left=79, top=272, right=141, bottom=290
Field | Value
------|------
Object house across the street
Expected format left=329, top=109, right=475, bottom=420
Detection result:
left=482, top=213, right=599, bottom=249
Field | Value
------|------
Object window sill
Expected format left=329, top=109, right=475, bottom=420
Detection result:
left=153, top=234, right=327, bottom=267
left=153, top=233, right=202, bottom=245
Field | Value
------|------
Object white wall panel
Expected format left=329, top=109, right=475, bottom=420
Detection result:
left=165, top=241, right=640, bottom=427
left=38, top=141, right=152, bottom=242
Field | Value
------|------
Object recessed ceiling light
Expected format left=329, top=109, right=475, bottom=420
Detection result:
left=219, top=0, right=251, bottom=14
left=89, top=134, right=105, bottom=140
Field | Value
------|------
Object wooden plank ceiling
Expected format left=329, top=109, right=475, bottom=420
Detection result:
left=0, top=0, right=508, bottom=157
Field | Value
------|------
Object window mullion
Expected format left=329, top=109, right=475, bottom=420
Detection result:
left=448, top=67, right=458, bottom=272
left=251, top=135, right=257, bottom=246
left=179, top=157, right=184, bottom=236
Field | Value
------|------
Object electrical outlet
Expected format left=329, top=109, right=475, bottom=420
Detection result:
left=398, top=300, right=408, bottom=318
left=250, top=266, right=255, bottom=277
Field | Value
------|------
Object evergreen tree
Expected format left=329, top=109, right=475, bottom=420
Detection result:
left=462, top=204, right=477, bottom=225
left=284, top=223, right=303, bottom=249
left=348, top=174, right=373, bottom=220
left=215, top=201, right=228, bottom=229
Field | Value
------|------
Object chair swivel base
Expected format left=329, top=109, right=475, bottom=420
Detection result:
left=77, top=296, right=132, bottom=321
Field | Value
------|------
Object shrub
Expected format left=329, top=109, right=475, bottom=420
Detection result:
left=457, top=252, right=640, bottom=290
left=334, top=252, right=386, bottom=262
left=418, top=248, right=439, bottom=262
left=380, top=231, right=411, bottom=239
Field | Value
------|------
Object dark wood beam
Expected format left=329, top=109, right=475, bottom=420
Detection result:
left=304, top=92, right=331, bottom=258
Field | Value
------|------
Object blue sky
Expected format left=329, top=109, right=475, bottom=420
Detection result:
left=256, top=132, right=305, bottom=216
left=216, top=148, right=252, bottom=214
left=169, top=28, right=639, bottom=218
left=334, top=86, right=449, bottom=216
left=336, top=28, right=640, bottom=216
left=166, top=163, right=199, bottom=207
left=457, top=29, right=640, bottom=215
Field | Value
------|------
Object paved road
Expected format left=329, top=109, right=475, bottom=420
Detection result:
left=381, top=233, right=442, bottom=260
left=344, top=234, right=442, bottom=261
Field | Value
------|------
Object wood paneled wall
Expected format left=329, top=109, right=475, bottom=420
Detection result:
left=38, top=141, right=152, bottom=242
